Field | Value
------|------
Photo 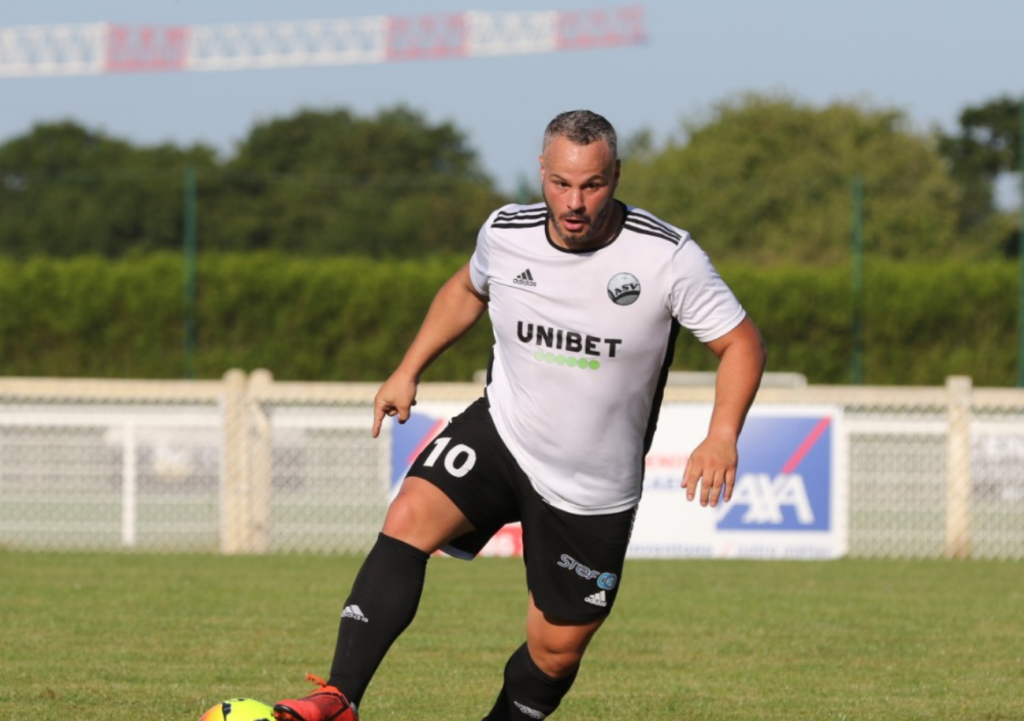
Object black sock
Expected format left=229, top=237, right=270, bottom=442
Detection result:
left=484, top=642, right=579, bottom=720
left=327, top=532, right=429, bottom=706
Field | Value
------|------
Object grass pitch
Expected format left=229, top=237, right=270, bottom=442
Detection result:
left=1, top=551, right=1021, bottom=720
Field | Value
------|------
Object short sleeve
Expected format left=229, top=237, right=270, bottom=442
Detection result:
left=468, top=207, right=504, bottom=298
left=669, top=235, right=747, bottom=343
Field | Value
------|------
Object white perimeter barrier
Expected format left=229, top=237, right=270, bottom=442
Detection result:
left=0, top=372, right=1021, bottom=559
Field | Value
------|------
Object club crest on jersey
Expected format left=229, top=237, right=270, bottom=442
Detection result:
left=607, top=272, right=640, bottom=306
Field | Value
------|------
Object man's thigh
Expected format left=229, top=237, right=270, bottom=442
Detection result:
left=404, top=397, right=522, bottom=558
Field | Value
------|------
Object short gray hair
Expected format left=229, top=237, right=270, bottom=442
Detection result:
left=543, top=110, right=617, bottom=158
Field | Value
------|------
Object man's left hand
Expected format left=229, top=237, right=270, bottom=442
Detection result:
left=682, top=436, right=738, bottom=507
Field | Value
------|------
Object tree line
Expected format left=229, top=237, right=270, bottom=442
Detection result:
left=0, top=93, right=1018, bottom=264
left=0, top=253, right=1013, bottom=385
left=0, top=107, right=505, bottom=258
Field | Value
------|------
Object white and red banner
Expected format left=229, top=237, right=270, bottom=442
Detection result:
left=0, top=7, right=645, bottom=77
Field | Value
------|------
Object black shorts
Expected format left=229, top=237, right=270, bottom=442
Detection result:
left=405, top=397, right=636, bottom=623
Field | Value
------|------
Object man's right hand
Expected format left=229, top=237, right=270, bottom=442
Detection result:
left=372, top=372, right=419, bottom=438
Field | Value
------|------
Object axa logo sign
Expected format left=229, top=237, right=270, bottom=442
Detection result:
left=717, top=416, right=832, bottom=532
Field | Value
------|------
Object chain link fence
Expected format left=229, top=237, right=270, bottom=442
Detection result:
left=1, top=373, right=1021, bottom=558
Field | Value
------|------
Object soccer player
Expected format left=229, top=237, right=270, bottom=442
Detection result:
left=273, top=110, right=766, bottom=721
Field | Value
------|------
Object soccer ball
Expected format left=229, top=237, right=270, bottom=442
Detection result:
left=199, top=698, right=275, bottom=721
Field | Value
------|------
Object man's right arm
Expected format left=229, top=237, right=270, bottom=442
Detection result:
left=372, top=263, right=488, bottom=438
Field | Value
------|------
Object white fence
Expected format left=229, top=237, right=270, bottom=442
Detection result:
left=0, top=371, right=1022, bottom=558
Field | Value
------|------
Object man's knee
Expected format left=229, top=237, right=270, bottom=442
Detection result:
left=526, top=612, right=603, bottom=678
left=527, top=642, right=585, bottom=679
left=381, top=476, right=473, bottom=552
left=380, top=489, right=424, bottom=538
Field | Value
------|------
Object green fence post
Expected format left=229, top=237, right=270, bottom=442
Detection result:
left=1018, top=96, right=1024, bottom=387
left=516, top=174, right=530, bottom=205
left=183, top=165, right=198, bottom=379
left=850, top=175, right=864, bottom=385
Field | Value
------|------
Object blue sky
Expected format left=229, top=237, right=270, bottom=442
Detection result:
left=2, top=1, right=1023, bottom=195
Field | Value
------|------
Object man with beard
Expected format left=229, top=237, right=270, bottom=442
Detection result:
left=273, top=110, right=766, bottom=721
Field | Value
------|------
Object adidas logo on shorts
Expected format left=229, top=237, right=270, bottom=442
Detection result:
left=513, top=269, right=537, bottom=287
left=584, top=590, right=607, bottom=607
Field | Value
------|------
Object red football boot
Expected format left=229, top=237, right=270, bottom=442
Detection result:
left=273, top=674, right=358, bottom=721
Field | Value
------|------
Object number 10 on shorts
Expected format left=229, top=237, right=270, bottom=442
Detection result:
left=423, top=437, right=478, bottom=478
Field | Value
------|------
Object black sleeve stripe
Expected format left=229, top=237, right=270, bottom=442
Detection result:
left=492, top=204, right=547, bottom=229
left=492, top=219, right=548, bottom=229
left=495, top=205, right=546, bottom=221
left=625, top=212, right=683, bottom=241
left=624, top=221, right=681, bottom=244
left=496, top=210, right=546, bottom=222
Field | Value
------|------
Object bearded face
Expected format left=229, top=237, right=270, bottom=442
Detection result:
left=539, top=136, right=621, bottom=250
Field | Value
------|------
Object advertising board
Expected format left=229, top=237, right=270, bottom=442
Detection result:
left=390, top=402, right=846, bottom=560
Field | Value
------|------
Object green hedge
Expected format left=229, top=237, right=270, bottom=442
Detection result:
left=0, top=253, right=1016, bottom=386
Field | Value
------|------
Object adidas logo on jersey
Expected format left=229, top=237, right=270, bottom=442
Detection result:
left=513, top=269, right=537, bottom=287
left=584, top=590, right=607, bottom=607
left=341, top=604, right=369, bottom=623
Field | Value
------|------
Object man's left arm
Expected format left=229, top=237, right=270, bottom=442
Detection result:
left=682, top=316, right=767, bottom=507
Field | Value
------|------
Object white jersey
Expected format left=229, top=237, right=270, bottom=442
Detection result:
left=469, top=201, right=746, bottom=515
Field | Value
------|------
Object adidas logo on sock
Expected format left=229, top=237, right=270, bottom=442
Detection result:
left=513, top=701, right=547, bottom=719
left=584, top=590, right=607, bottom=607
left=513, top=269, right=537, bottom=287
left=341, top=604, right=369, bottom=623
